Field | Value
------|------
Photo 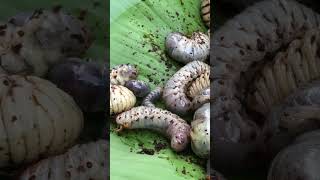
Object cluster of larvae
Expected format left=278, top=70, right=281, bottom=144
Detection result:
left=0, top=6, right=107, bottom=180
left=112, top=0, right=211, bottom=159
left=212, top=0, right=320, bottom=178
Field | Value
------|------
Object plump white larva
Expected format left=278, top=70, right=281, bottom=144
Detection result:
left=187, top=71, right=210, bottom=98
left=110, top=64, right=138, bottom=85
left=201, top=0, right=210, bottom=27
left=116, top=106, right=191, bottom=152
left=0, top=74, right=83, bottom=168
left=165, top=32, right=210, bottom=64
left=212, top=0, right=320, bottom=171
left=110, top=84, right=136, bottom=115
left=247, top=29, right=320, bottom=115
left=19, top=140, right=108, bottom=180
left=191, top=103, right=210, bottom=158
left=142, top=86, right=163, bottom=108
left=191, top=86, right=210, bottom=110
left=163, top=61, right=210, bottom=115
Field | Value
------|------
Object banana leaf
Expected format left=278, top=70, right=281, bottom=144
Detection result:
left=110, top=0, right=208, bottom=179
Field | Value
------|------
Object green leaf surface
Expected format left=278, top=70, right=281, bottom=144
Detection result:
left=110, top=0, right=208, bottom=179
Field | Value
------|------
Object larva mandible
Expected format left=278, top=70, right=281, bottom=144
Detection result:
left=20, top=140, right=108, bottom=180
left=0, top=74, right=83, bottom=168
left=191, top=86, right=210, bottom=110
left=110, top=64, right=138, bottom=85
left=212, top=0, right=320, bottom=171
left=110, top=84, right=136, bottom=115
left=165, top=32, right=210, bottom=64
left=125, top=79, right=150, bottom=98
left=142, top=86, right=163, bottom=108
left=191, top=103, right=210, bottom=158
left=247, top=29, right=320, bottom=116
left=116, top=106, right=191, bottom=152
left=201, top=0, right=210, bottom=28
left=187, top=71, right=210, bottom=98
left=163, top=61, right=210, bottom=115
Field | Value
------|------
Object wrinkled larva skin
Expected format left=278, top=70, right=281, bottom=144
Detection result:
left=187, top=71, right=210, bottom=98
left=116, top=106, right=191, bottom=152
left=124, top=80, right=150, bottom=98
left=268, top=131, right=320, bottom=180
left=163, top=61, right=210, bottom=115
left=201, top=0, right=210, bottom=27
left=0, top=74, right=83, bottom=168
left=110, top=84, right=136, bottom=115
left=48, top=58, right=107, bottom=112
left=142, top=86, right=163, bottom=107
left=20, top=140, right=108, bottom=180
left=110, top=64, right=138, bottom=85
left=191, top=103, right=210, bottom=158
left=262, top=81, right=320, bottom=159
left=165, top=32, right=210, bottom=64
left=247, top=29, right=320, bottom=116
left=191, top=87, right=210, bottom=110
left=212, top=0, right=320, bottom=172
left=9, top=8, right=92, bottom=57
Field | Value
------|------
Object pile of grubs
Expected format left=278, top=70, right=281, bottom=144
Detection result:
left=213, top=0, right=320, bottom=179
left=0, top=6, right=107, bottom=180
left=110, top=0, right=211, bottom=178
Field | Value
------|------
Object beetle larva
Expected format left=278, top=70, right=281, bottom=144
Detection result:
left=110, top=64, right=138, bottom=85
left=247, top=29, right=320, bottom=116
left=9, top=7, right=92, bottom=57
left=212, top=0, right=320, bottom=171
left=125, top=79, right=150, bottom=98
left=201, top=0, right=210, bottom=28
left=165, top=32, right=210, bottom=64
left=142, top=86, right=163, bottom=108
left=163, top=61, right=210, bottom=115
left=191, top=87, right=210, bottom=110
left=0, top=74, right=83, bottom=168
left=191, top=103, right=210, bottom=158
left=268, top=130, right=320, bottom=180
left=187, top=71, right=210, bottom=98
left=110, top=84, right=136, bottom=115
left=20, top=140, right=108, bottom=180
left=116, top=106, right=190, bottom=152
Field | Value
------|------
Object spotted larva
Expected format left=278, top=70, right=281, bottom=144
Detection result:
left=163, top=61, right=210, bottom=115
left=191, top=103, right=210, bottom=158
left=201, top=0, right=210, bottom=28
left=110, top=84, right=136, bottom=115
left=191, top=87, right=210, bottom=110
left=142, top=86, right=163, bottom=108
left=187, top=71, right=210, bottom=98
left=20, top=140, right=108, bottom=180
left=110, top=64, right=138, bottom=85
left=165, top=32, right=210, bottom=64
left=212, top=0, right=320, bottom=171
left=116, top=106, right=191, bottom=152
left=247, top=29, right=320, bottom=115
left=0, top=74, right=83, bottom=168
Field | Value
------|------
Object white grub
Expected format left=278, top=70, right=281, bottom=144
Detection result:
left=163, top=61, right=210, bottom=115
left=191, top=86, right=210, bottom=110
left=0, top=74, right=83, bottom=168
left=201, top=0, right=210, bottom=27
left=165, top=32, right=209, bottom=64
left=191, top=103, right=210, bottom=158
left=20, top=140, right=108, bottom=180
left=142, top=86, right=163, bottom=108
left=187, top=71, right=210, bottom=98
left=110, top=84, right=136, bottom=115
left=110, top=64, right=138, bottom=85
left=116, top=106, right=190, bottom=152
